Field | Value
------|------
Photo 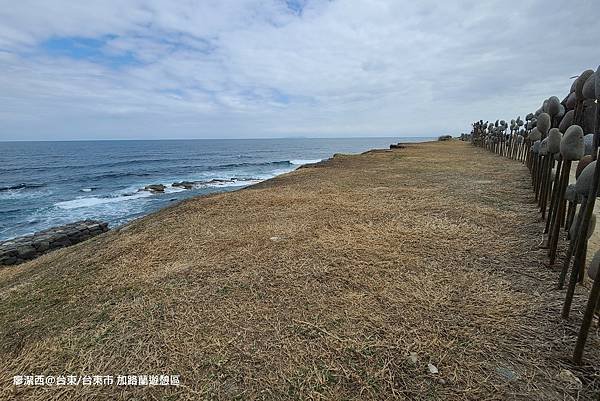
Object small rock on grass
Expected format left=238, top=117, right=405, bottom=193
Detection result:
left=496, top=366, right=518, bottom=382
left=557, top=369, right=582, bottom=389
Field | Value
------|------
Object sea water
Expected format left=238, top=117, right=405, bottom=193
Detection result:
left=0, top=137, right=431, bottom=241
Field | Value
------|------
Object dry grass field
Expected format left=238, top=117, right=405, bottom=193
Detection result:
left=1, top=140, right=599, bottom=400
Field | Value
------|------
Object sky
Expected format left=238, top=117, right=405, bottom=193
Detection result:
left=0, top=0, right=598, bottom=141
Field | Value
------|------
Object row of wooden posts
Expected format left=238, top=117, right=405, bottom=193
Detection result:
left=469, top=67, right=600, bottom=365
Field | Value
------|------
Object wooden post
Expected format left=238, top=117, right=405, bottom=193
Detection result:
left=560, top=197, right=568, bottom=228
left=563, top=153, right=600, bottom=318
left=540, top=156, right=554, bottom=219
left=531, top=151, right=539, bottom=191
left=545, top=157, right=562, bottom=234
left=537, top=154, right=543, bottom=194
left=549, top=160, right=572, bottom=265
left=565, top=199, right=576, bottom=231
left=538, top=155, right=548, bottom=208
left=572, top=93, right=600, bottom=363
left=573, top=256, right=600, bottom=363
left=558, top=195, right=585, bottom=289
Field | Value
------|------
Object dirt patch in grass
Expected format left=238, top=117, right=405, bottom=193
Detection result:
left=0, top=141, right=598, bottom=400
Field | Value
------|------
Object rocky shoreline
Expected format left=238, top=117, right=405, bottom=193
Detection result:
left=143, top=177, right=257, bottom=193
left=0, top=220, right=109, bottom=266
left=0, top=177, right=267, bottom=267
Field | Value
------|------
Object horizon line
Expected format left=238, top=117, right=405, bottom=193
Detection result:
left=0, top=135, right=438, bottom=143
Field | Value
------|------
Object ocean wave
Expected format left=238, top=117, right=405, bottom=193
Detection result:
left=90, top=172, right=154, bottom=180
left=90, top=157, right=202, bottom=168
left=172, top=177, right=263, bottom=189
left=53, top=177, right=263, bottom=210
left=205, top=178, right=262, bottom=188
left=0, top=157, right=206, bottom=172
left=55, top=191, right=154, bottom=210
left=206, top=160, right=292, bottom=170
left=2, top=158, right=296, bottom=175
left=0, top=183, right=45, bottom=192
left=290, top=159, right=322, bottom=165
left=201, top=159, right=321, bottom=171
left=63, top=161, right=293, bottom=182
left=0, top=208, right=25, bottom=215
left=8, top=160, right=315, bottom=185
left=31, top=157, right=314, bottom=218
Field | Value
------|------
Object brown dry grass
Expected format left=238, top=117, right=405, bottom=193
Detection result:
left=1, top=141, right=599, bottom=400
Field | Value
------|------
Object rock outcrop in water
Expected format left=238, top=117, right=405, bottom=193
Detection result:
left=144, top=184, right=166, bottom=192
left=0, top=220, right=109, bottom=266
left=172, top=181, right=195, bottom=189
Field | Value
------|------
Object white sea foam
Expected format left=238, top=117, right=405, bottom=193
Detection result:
left=256, top=168, right=294, bottom=179
left=55, top=191, right=153, bottom=209
left=290, top=159, right=322, bottom=165
left=164, top=185, right=187, bottom=193
left=205, top=179, right=262, bottom=188
left=0, top=187, right=51, bottom=200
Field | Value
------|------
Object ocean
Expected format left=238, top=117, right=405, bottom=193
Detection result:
left=0, top=137, right=431, bottom=241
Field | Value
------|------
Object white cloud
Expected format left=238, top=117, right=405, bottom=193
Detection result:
left=0, top=0, right=598, bottom=140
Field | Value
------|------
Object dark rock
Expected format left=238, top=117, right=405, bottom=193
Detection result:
left=144, top=184, right=166, bottom=192
left=559, top=110, right=574, bottom=133
left=2, top=247, right=18, bottom=257
left=34, top=241, right=50, bottom=252
left=583, top=72, right=596, bottom=100
left=69, top=233, right=84, bottom=242
left=17, top=245, right=37, bottom=259
left=172, top=181, right=195, bottom=189
left=207, top=179, right=234, bottom=184
left=566, top=92, right=577, bottom=110
left=583, top=100, right=598, bottom=134
left=0, top=256, right=17, bottom=265
left=576, top=70, right=595, bottom=100
left=54, top=240, right=72, bottom=248
left=576, top=155, right=594, bottom=179
left=1, top=220, right=110, bottom=266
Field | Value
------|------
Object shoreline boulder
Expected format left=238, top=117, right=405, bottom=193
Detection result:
left=0, top=220, right=109, bottom=266
left=144, top=184, right=166, bottom=193
left=172, top=181, right=195, bottom=189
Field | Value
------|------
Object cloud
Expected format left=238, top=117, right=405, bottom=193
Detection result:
left=0, top=0, right=598, bottom=140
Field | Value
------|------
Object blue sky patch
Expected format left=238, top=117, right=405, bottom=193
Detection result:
left=39, top=36, right=139, bottom=68
left=284, top=0, right=307, bottom=16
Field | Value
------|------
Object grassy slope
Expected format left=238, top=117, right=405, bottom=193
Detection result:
left=0, top=141, right=598, bottom=400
